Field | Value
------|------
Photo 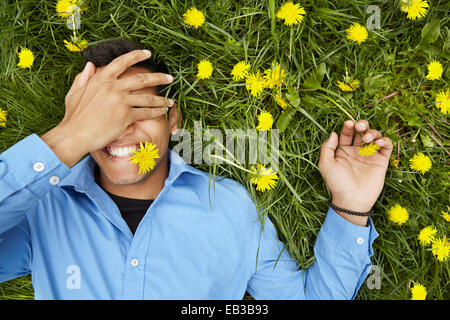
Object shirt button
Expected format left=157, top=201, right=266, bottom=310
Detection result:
left=130, top=258, right=139, bottom=267
left=49, top=175, right=60, bottom=185
left=356, top=236, right=365, bottom=245
left=33, top=162, right=45, bottom=172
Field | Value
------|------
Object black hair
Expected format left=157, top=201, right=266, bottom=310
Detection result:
left=82, top=39, right=170, bottom=95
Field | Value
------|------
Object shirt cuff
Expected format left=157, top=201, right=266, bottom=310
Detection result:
left=0, top=133, right=71, bottom=199
left=318, top=206, right=379, bottom=257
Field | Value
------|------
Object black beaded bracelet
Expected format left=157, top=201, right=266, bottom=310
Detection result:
left=328, top=200, right=373, bottom=217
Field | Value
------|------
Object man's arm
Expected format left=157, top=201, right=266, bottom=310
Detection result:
left=0, top=133, right=73, bottom=283
left=246, top=206, right=378, bottom=299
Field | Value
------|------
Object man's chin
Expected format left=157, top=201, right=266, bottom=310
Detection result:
left=104, top=171, right=150, bottom=186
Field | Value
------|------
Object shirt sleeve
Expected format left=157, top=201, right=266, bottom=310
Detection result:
left=0, top=133, right=71, bottom=234
left=0, top=217, right=32, bottom=283
left=246, top=206, right=379, bottom=300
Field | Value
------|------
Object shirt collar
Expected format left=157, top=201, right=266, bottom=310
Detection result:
left=59, top=149, right=202, bottom=193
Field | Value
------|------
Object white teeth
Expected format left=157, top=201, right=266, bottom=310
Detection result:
left=108, top=145, right=139, bottom=157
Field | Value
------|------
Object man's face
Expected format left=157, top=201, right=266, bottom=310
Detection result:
left=89, top=66, right=178, bottom=186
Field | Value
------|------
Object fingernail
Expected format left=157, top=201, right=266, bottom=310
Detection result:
left=364, top=133, right=373, bottom=141
left=142, top=49, right=151, bottom=56
left=166, top=74, right=174, bottom=82
left=169, top=99, right=174, bottom=107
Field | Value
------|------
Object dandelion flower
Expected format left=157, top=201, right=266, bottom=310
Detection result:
left=0, top=108, right=7, bottom=128
left=196, top=60, right=213, bottom=79
left=409, top=152, right=432, bottom=174
left=346, top=23, right=368, bottom=45
left=56, top=0, right=79, bottom=18
left=129, top=141, right=160, bottom=175
left=418, top=226, right=437, bottom=246
left=425, top=60, right=443, bottom=81
left=264, top=62, right=286, bottom=89
left=276, top=1, right=306, bottom=26
left=410, top=283, right=427, bottom=300
left=17, top=48, right=34, bottom=69
left=431, top=236, right=450, bottom=262
left=64, top=38, right=88, bottom=52
left=245, top=70, right=267, bottom=97
left=256, top=111, right=274, bottom=131
left=401, top=0, right=429, bottom=20
left=183, top=7, right=205, bottom=29
left=358, top=142, right=381, bottom=157
left=442, top=211, right=450, bottom=222
left=391, top=159, right=400, bottom=168
left=435, top=88, right=449, bottom=115
left=275, top=92, right=289, bottom=110
left=337, top=79, right=360, bottom=92
left=231, top=61, right=251, bottom=81
left=250, top=163, right=279, bottom=192
left=387, top=204, right=409, bottom=225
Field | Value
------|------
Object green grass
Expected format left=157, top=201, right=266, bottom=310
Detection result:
left=0, top=0, right=449, bottom=300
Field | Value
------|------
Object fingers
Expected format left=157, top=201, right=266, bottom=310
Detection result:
left=339, top=120, right=356, bottom=146
left=100, top=49, right=152, bottom=79
left=67, top=62, right=96, bottom=96
left=131, top=106, right=168, bottom=122
left=124, top=93, right=174, bottom=108
left=349, top=119, right=393, bottom=157
left=118, top=72, right=174, bottom=92
left=352, top=119, right=371, bottom=146
left=318, top=132, right=338, bottom=172
left=374, top=136, right=394, bottom=157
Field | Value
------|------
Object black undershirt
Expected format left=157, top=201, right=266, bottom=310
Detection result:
left=94, top=165, right=154, bottom=235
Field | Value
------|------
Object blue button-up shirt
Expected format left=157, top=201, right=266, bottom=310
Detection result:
left=0, top=133, right=378, bottom=299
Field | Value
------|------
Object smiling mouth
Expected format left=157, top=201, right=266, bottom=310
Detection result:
left=103, top=144, right=141, bottom=159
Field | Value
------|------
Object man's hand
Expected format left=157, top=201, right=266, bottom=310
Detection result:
left=41, top=49, right=174, bottom=168
left=318, top=119, right=393, bottom=226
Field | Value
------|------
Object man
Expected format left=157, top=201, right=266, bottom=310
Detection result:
left=0, top=39, right=392, bottom=299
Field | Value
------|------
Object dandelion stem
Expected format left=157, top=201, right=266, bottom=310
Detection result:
left=424, top=117, right=445, bottom=142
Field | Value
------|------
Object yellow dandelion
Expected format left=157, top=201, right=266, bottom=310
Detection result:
left=245, top=70, right=267, bottom=97
left=183, top=7, right=205, bottom=29
left=231, top=61, right=251, bottom=81
left=409, top=152, right=432, bottom=174
left=358, top=142, right=381, bottom=157
left=249, top=163, right=279, bottom=192
left=16, top=48, right=34, bottom=69
left=425, top=60, right=443, bottom=81
left=346, top=23, right=368, bottom=45
left=256, top=111, right=274, bottom=131
left=391, top=159, right=400, bottom=167
left=337, top=79, right=360, bottom=92
left=276, top=1, right=306, bottom=26
left=129, top=141, right=160, bottom=175
left=275, top=92, right=289, bottom=110
left=401, top=0, right=429, bottom=20
left=442, top=211, right=450, bottom=222
left=63, top=39, right=88, bottom=52
left=435, top=88, right=449, bottom=115
left=387, top=204, right=409, bottom=226
left=410, top=283, right=427, bottom=300
left=264, top=62, right=286, bottom=89
left=196, top=59, right=213, bottom=79
left=431, top=236, right=450, bottom=262
left=418, top=226, right=437, bottom=246
left=56, top=0, right=79, bottom=18
left=0, top=108, right=7, bottom=128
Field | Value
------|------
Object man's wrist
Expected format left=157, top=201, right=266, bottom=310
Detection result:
left=330, top=198, right=373, bottom=227
left=40, top=124, right=86, bottom=169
